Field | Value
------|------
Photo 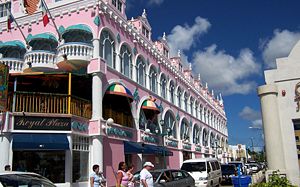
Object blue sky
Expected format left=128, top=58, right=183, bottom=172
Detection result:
left=126, top=0, right=300, bottom=151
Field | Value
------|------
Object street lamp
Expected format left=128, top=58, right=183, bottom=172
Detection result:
left=157, top=119, right=172, bottom=169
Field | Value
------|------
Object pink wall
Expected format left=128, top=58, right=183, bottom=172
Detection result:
left=168, top=150, right=181, bottom=169
left=103, top=137, right=125, bottom=187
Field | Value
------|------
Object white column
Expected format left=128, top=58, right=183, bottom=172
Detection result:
left=0, top=134, right=10, bottom=171
left=64, top=134, right=72, bottom=187
left=132, top=65, right=137, bottom=82
left=92, top=136, right=104, bottom=171
left=258, top=84, right=285, bottom=170
left=92, top=39, right=100, bottom=58
left=92, top=73, right=102, bottom=120
left=116, top=54, right=121, bottom=72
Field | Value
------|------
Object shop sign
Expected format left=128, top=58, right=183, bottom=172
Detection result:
left=0, top=64, right=9, bottom=111
left=14, top=116, right=71, bottom=130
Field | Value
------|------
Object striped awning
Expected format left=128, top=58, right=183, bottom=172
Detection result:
left=105, top=83, right=133, bottom=102
left=142, top=99, right=160, bottom=113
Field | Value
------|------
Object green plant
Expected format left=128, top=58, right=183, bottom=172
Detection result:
left=251, top=171, right=296, bottom=187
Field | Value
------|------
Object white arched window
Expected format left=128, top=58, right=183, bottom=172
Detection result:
left=180, top=120, right=190, bottom=142
left=164, top=111, right=177, bottom=138
left=160, top=75, right=167, bottom=98
left=193, top=125, right=201, bottom=144
left=137, top=57, right=146, bottom=86
left=149, top=67, right=157, bottom=93
left=210, top=133, right=215, bottom=148
left=195, top=102, right=198, bottom=119
left=200, top=104, right=203, bottom=121
left=100, top=30, right=115, bottom=68
left=120, top=44, right=131, bottom=77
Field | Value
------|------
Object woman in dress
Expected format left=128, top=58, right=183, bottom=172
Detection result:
left=116, top=161, right=129, bottom=187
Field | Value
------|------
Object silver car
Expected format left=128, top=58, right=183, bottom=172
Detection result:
left=134, top=169, right=195, bottom=187
left=0, top=171, right=56, bottom=187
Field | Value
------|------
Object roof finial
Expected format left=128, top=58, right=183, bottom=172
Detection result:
left=178, top=49, right=181, bottom=57
left=198, top=73, right=201, bottom=81
left=212, top=90, right=214, bottom=97
left=205, top=82, right=208, bottom=89
left=189, top=63, right=192, bottom=70
left=131, top=17, right=134, bottom=21
left=162, top=32, right=166, bottom=41
left=142, top=9, right=147, bottom=18
left=219, top=93, right=223, bottom=105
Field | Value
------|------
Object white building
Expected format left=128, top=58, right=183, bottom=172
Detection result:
left=258, top=40, right=300, bottom=186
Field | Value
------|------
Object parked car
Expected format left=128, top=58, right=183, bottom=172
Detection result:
left=133, top=169, right=195, bottom=187
left=181, top=158, right=222, bottom=187
left=0, top=171, right=56, bottom=187
left=244, top=164, right=253, bottom=175
left=221, top=164, right=237, bottom=184
left=247, top=163, right=261, bottom=173
left=228, top=161, right=246, bottom=175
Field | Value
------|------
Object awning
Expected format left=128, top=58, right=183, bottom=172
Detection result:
left=124, top=141, right=144, bottom=154
left=64, top=24, right=92, bottom=34
left=143, top=144, right=173, bottom=156
left=124, top=141, right=173, bottom=156
left=27, top=33, right=58, bottom=46
left=12, top=133, right=69, bottom=150
left=142, top=99, right=160, bottom=113
left=106, top=83, right=133, bottom=102
left=0, top=40, right=26, bottom=54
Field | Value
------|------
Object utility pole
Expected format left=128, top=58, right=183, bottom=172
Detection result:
left=250, top=137, right=255, bottom=161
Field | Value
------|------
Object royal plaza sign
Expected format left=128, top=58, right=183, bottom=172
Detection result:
left=14, top=116, right=71, bottom=131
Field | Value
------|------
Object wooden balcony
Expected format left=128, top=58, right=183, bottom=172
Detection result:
left=7, top=91, right=91, bottom=119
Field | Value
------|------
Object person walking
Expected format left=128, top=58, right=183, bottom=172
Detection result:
left=90, top=164, right=106, bottom=187
left=140, top=162, right=154, bottom=187
left=116, top=161, right=129, bottom=187
left=127, top=165, right=135, bottom=187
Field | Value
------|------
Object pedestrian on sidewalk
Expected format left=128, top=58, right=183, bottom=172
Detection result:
left=90, top=164, right=106, bottom=187
left=116, top=161, right=129, bottom=187
left=127, top=165, right=135, bottom=187
left=140, top=162, right=154, bottom=187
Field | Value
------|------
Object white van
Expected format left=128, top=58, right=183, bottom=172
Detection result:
left=181, top=158, right=222, bottom=187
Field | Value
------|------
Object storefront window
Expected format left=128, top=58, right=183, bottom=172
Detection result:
left=13, top=151, right=65, bottom=183
left=72, top=135, right=89, bottom=183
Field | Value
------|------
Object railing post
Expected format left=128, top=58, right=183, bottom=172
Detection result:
left=68, top=73, right=72, bottom=114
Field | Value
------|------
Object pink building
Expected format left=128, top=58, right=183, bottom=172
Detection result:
left=0, top=0, right=228, bottom=186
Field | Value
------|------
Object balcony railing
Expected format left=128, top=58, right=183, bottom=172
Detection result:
left=24, top=50, right=56, bottom=69
left=8, top=91, right=91, bottom=119
left=57, top=42, right=93, bottom=63
left=0, top=58, right=24, bottom=73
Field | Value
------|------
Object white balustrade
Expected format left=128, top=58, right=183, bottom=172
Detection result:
left=24, top=50, right=56, bottom=68
left=57, top=42, right=93, bottom=62
left=0, top=58, right=24, bottom=73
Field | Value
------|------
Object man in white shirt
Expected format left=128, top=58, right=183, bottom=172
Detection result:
left=140, top=162, right=154, bottom=187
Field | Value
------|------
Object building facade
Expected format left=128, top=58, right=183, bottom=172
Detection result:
left=0, top=0, right=228, bottom=186
left=258, top=40, right=300, bottom=186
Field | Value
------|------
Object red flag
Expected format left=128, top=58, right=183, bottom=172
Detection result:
left=41, top=0, right=49, bottom=27
left=7, top=11, right=14, bottom=31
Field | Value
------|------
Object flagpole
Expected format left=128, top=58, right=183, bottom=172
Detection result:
left=41, top=0, right=61, bottom=41
left=7, top=9, right=29, bottom=47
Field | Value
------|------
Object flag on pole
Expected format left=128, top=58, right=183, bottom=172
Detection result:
left=7, top=10, right=14, bottom=31
left=41, top=0, right=49, bottom=27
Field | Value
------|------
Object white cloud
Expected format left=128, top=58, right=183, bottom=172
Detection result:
left=239, top=106, right=262, bottom=129
left=261, top=29, right=300, bottom=69
left=167, top=16, right=211, bottom=63
left=148, top=0, right=164, bottom=5
left=239, top=106, right=261, bottom=121
left=192, top=45, right=261, bottom=95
